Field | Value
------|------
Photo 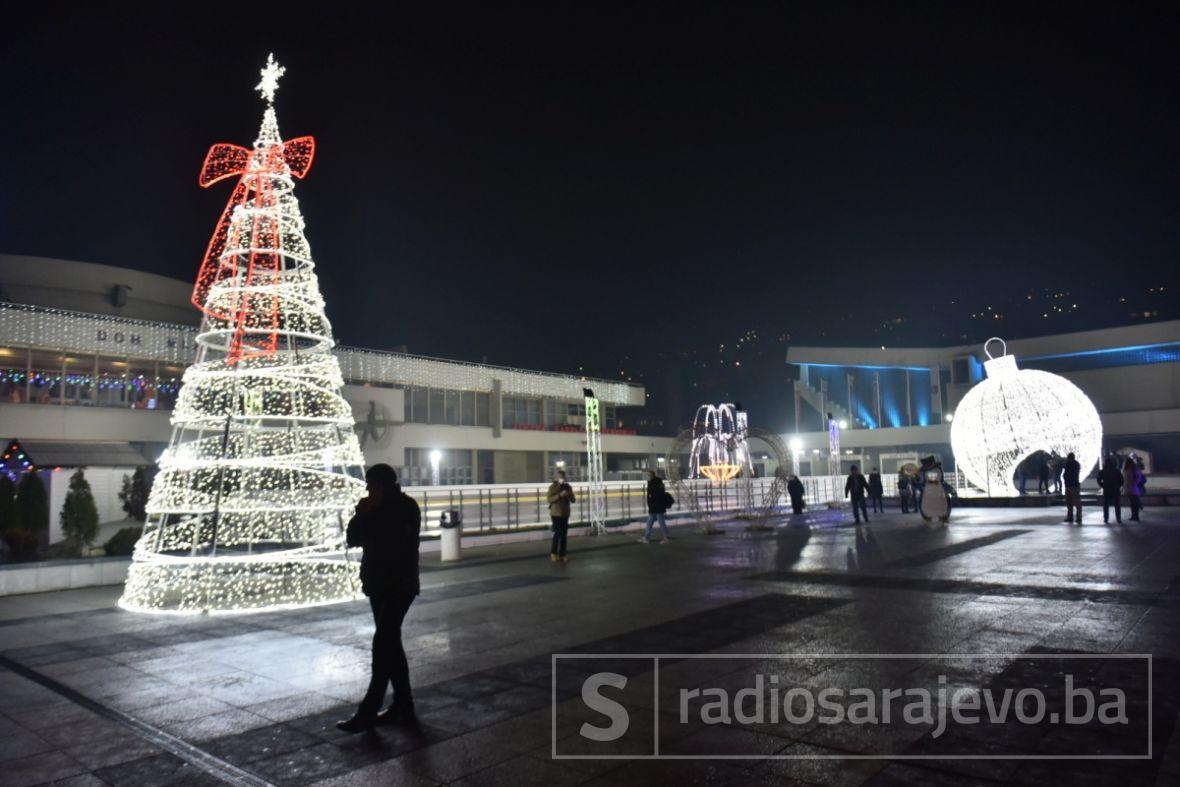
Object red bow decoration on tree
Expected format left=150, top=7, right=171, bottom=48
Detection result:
left=193, top=136, right=315, bottom=364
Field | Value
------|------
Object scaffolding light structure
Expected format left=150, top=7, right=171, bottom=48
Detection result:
left=583, top=388, right=607, bottom=535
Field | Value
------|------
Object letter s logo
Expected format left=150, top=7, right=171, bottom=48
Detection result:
left=579, top=672, right=629, bottom=742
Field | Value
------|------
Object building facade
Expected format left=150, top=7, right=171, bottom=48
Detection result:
left=0, top=256, right=675, bottom=490
left=786, top=322, right=1180, bottom=476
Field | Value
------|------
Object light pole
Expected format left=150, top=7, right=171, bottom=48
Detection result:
left=789, top=437, right=803, bottom=477
left=430, top=449, right=441, bottom=487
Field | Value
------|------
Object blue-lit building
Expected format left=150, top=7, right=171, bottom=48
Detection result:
left=786, top=321, right=1180, bottom=476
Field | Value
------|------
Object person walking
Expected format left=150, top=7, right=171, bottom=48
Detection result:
left=1063, top=452, right=1082, bottom=524
left=845, top=465, right=871, bottom=524
left=337, top=464, right=421, bottom=732
left=867, top=468, right=884, bottom=513
left=787, top=474, right=806, bottom=515
left=639, top=469, right=671, bottom=543
left=1051, top=453, right=1064, bottom=494
left=897, top=471, right=912, bottom=514
left=1122, top=456, right=1144, bottom=522
left=547, top=469, right=576, bottom=562
left=1098, top=458, right=1124, bottom=524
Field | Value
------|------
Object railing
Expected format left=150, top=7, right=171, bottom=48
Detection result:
left=403, top=472, right=989, bottom=534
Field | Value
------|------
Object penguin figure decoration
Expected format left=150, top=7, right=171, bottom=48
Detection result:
left=918, top=455, right=951, bottom=524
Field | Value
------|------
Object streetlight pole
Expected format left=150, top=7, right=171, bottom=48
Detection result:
left=430, top=449, right=441, bottom=487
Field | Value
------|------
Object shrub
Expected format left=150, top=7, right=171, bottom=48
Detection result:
left=118, top=467, right=150, bottom=522
left=104, top=526, right=144, bottom=557
left=0, top=474, right=19, bottom=534
left=16, top=473, right=48, bottom=546
left=61, top=468, right=100, bottom=555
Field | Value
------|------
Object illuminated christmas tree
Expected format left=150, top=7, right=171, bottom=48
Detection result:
left=120, top=55, right=366, bottom=613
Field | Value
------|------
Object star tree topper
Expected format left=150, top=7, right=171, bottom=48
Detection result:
left=255, top=53, right=286, bottom=104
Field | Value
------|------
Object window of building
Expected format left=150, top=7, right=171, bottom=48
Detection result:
left=458, top=391, right=472, bottom=426
left=476, top=392, right=490, bottom=426
left=429, top=389, right=445, bottom=425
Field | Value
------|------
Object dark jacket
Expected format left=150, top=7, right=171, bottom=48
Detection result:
left=867, top=473, right=883, bottom=496
left=787, top=477, right=805, bottom=500
left=646, top=477, right=668, bottom=514
left=346, top=489, right=421, bottom=597
left=1063, top=458, right=1082, bottom=488
left=845, top=473, right=870, bottom=500
left=1098, top=466, right=1124, bottom=495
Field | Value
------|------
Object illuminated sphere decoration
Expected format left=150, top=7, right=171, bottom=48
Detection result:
left=119, top=55, right=366, bottom=614
left=950, top=338, right=1102, bottom=497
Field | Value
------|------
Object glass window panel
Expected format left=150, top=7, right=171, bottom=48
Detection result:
left=476, top=392, right=490, bottom=426
left=412, top=388, right=428, bottom=422
left=461, top=391, right=475, bottom=426
left=429, top=389, right=445, bottom=424
left=445, top=390, right=460, bottom=425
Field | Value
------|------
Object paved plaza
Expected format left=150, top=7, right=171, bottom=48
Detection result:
left=2, top=507, right=1179, bottom=786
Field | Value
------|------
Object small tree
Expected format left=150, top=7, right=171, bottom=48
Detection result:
left=0, top=474, right=20, bottom=534
left=119, top=466, right=149, bottom=522
left=16, top=472, right=49, bottom=547
left=61, top=468, right=100, bottom=554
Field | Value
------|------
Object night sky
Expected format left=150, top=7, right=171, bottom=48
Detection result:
left=3, top=5, right=1177, bottom=432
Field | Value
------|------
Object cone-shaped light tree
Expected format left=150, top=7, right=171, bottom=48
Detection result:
left=120, top=55, right=366, bottom=613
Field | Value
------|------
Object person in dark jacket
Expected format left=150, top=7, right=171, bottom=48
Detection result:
left=867, top=468, right=884, bottom=513
left=1062, top=452, right=1082, bottom=524
left=337, top=464, right=421, bottom=732
left=844, top=465, right=870, bottom=524
left=1037, top=454, right=1051, bottom=494
left=787, top=474, right=806, bottom=515
left=1098, top=457, right=1124, bottom=524
left=547, top=469, right=576, bottom=561
left=1123, top=456, right=1145, bottom=522
left=897, top=471, right=912, bottom=513
left=639, top=469, right=670, bottom=543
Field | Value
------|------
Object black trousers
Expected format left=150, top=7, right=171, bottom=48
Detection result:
left=1102, top=492, right=1122, bottom=523
left=869, top=494, right=884, bottom=513
left=358, top=591, right=416, bottom=718
left=551, top=516, right=569, bottom=556
left=1128, top=495, right=1141, bottom=520
left=850, top=497, right=869, bottom=522
left=790, top=496, right=804, bottom=514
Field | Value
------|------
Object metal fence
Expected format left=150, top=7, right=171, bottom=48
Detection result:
left=403, top=471, right=981, bottom=535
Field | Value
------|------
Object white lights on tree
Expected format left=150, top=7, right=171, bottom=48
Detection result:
left=689, top=403, right=753, bottom=482
left=119, top=55, right=367, bottom=614
left=950, top=337, right=1102, bottom=497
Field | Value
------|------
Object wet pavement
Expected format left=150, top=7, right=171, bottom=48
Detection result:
left=1, top=506, right=1179, bottom=785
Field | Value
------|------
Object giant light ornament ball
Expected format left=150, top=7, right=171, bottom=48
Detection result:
left=950, top=337, right=1102, bottom=497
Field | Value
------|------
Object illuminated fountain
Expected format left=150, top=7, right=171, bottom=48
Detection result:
left=689, top=403, right=754, bottom=483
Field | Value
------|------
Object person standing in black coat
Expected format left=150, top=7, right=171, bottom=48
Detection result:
left=639, top=469, right=671, bottom=543
left=1098, top=457, right=1124, bottom=524
left=844, top=465, right=871, bottom=524
left=1063, top=452, right=1083, bottom=524
left=787, top=475, right=806, bottom=515
left=867, top=468, right=884, bottom=513
left=338, top=464, right=422, bottom=732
